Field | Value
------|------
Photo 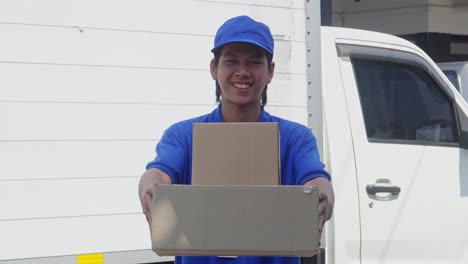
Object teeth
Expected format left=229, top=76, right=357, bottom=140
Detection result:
left=233, top=83, right=251, bottom=89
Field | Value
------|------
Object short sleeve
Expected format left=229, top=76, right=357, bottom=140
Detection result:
left=292, top=127, right=331, bottom=185
left=146, top=123, right=188, bottom=184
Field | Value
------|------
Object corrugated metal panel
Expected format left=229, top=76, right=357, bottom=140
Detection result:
left=0, top=0, right=308, bottom=261
left=0, top=214, right=151, bottom=260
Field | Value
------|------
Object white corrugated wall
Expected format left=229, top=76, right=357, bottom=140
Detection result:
left=0, top=0, right=308, bottom=261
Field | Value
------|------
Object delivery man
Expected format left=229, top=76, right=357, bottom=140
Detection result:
left=138, top=15, right=334, bottom=264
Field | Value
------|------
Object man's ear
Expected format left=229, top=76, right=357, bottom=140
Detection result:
left=210, top=59, right=217, bottom=80
left=267, top=61, right=275, bottom=84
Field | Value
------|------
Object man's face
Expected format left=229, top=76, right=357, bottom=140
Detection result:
left=210, top=42, right=275, bottom=108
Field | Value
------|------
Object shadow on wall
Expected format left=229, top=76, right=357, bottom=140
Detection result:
left=461, top=149, right=468, bottom=197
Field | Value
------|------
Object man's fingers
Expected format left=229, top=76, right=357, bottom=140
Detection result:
left=318, top=192, right=329, bottom=234
left=318, top=214, right=325, bottom=233
left=143, top=194, right=152, bottom=213
left=319, top=192, right=328, bottom=202
left=318, top=193, right=328, bottom=214
left=142, top=189, right=153, bottom=226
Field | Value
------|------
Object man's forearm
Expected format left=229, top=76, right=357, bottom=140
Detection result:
left=138, top=168, right=172, bottom=197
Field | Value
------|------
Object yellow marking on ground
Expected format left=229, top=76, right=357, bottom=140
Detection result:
left=77, top=253, right=103, bottom=264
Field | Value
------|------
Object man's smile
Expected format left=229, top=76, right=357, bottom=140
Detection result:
left=233, top=82, right=252, bottom=89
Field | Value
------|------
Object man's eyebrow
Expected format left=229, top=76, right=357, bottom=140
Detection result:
left=222, top=51, right=238, bottom=57
left=251, top=53, right=264, bottom=59
left=223, top=51, right=264, bottom=59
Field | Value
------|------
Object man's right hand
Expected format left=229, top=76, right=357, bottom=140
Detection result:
left=138, top=168, right=172, bottom=232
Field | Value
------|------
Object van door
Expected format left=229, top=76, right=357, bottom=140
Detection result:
left=338, top=44, right=468, bottom=263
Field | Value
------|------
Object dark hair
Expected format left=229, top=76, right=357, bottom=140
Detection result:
left=213, top=47, right=273, bottom=106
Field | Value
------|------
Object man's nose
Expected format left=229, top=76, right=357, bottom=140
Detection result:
left=235, top=63, right=251, bottom=77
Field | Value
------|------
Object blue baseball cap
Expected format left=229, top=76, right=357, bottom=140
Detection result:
left=211, top=15, right=274, bottom=56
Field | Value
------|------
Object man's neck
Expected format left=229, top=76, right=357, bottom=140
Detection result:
left=221, top=102, right=261, bottom=122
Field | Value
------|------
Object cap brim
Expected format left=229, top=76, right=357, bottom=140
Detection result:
left=211, top=39, right=273, bottom=54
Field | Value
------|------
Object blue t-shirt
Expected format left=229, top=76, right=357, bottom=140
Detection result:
left=146, top=104, right=330, bottom=264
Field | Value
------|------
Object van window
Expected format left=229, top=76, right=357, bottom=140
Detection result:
left=442, top=70, right=460, bottom=91
left=352, top=58, right=459, bottom=145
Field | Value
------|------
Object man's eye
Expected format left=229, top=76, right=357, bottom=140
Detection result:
left=252, top=60, right=264, bottom=65
left=225, top=59, right=236, bottom=64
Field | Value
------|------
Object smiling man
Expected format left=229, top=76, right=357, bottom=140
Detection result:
left=138, top=15, right=334, bottom=264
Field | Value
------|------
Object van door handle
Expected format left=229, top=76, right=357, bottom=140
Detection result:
left=366, top=184, right=401, bottom=195
left=366, top=179, right=401, bottom=201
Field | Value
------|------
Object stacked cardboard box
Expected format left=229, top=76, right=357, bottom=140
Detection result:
left=152, top=123, right=320, bottom=257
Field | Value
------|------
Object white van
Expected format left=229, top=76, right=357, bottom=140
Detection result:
left=320, top=26, right=468, bottom=264
left=1, top=0, right=467, bottom=263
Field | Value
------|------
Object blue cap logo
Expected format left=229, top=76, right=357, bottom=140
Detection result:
left=211, top=15, right=274, bottom=56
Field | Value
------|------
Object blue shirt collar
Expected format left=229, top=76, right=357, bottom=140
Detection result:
left=213, top=104, right=271, bottom=122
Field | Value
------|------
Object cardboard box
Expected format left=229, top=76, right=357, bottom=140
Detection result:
left=191, top=122, right=280, bottom=185
left=151, top=184, right=320, bottom=257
